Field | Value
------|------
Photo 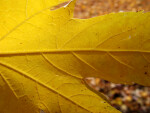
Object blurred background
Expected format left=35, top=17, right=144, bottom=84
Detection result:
left=73, top=0, right=150, bottom=113
left=74, top=0, right=150, bottom=18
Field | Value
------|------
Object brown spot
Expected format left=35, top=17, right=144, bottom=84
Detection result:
left=81, top=80, right=85, bottom=84
left=144, top=65, right=148, bottom=68
left=144, top=72, right=148, bottom=75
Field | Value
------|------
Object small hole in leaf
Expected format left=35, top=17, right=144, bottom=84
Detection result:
left=40, top=110, right=45, bottom=113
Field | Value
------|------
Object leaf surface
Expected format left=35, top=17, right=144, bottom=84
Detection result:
left=0, top=0, right=150, bottom=113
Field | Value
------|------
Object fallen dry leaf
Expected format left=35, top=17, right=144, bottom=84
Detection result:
left=0, top=0, right=150, bottom=113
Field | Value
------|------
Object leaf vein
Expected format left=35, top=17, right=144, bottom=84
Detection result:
left=107, top=52, right=134, bottom=69
left=0, top=61, right=91, bottom=113
left=0, top=73, right=19, bottom=99
left=41, top=53, right=82, bottom=80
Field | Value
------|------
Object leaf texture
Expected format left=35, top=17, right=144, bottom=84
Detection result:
left=0, top=0, right=150, bottom=113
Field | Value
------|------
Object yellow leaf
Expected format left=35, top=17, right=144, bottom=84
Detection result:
left=0, top=0, right=120, bottom=113
left=0, top=0, right=68, bottom=42
left=0, top=0, right=150, bottom=113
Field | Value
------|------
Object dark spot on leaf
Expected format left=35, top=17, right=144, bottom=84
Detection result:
left=145, top=72, right=148, bottom=75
